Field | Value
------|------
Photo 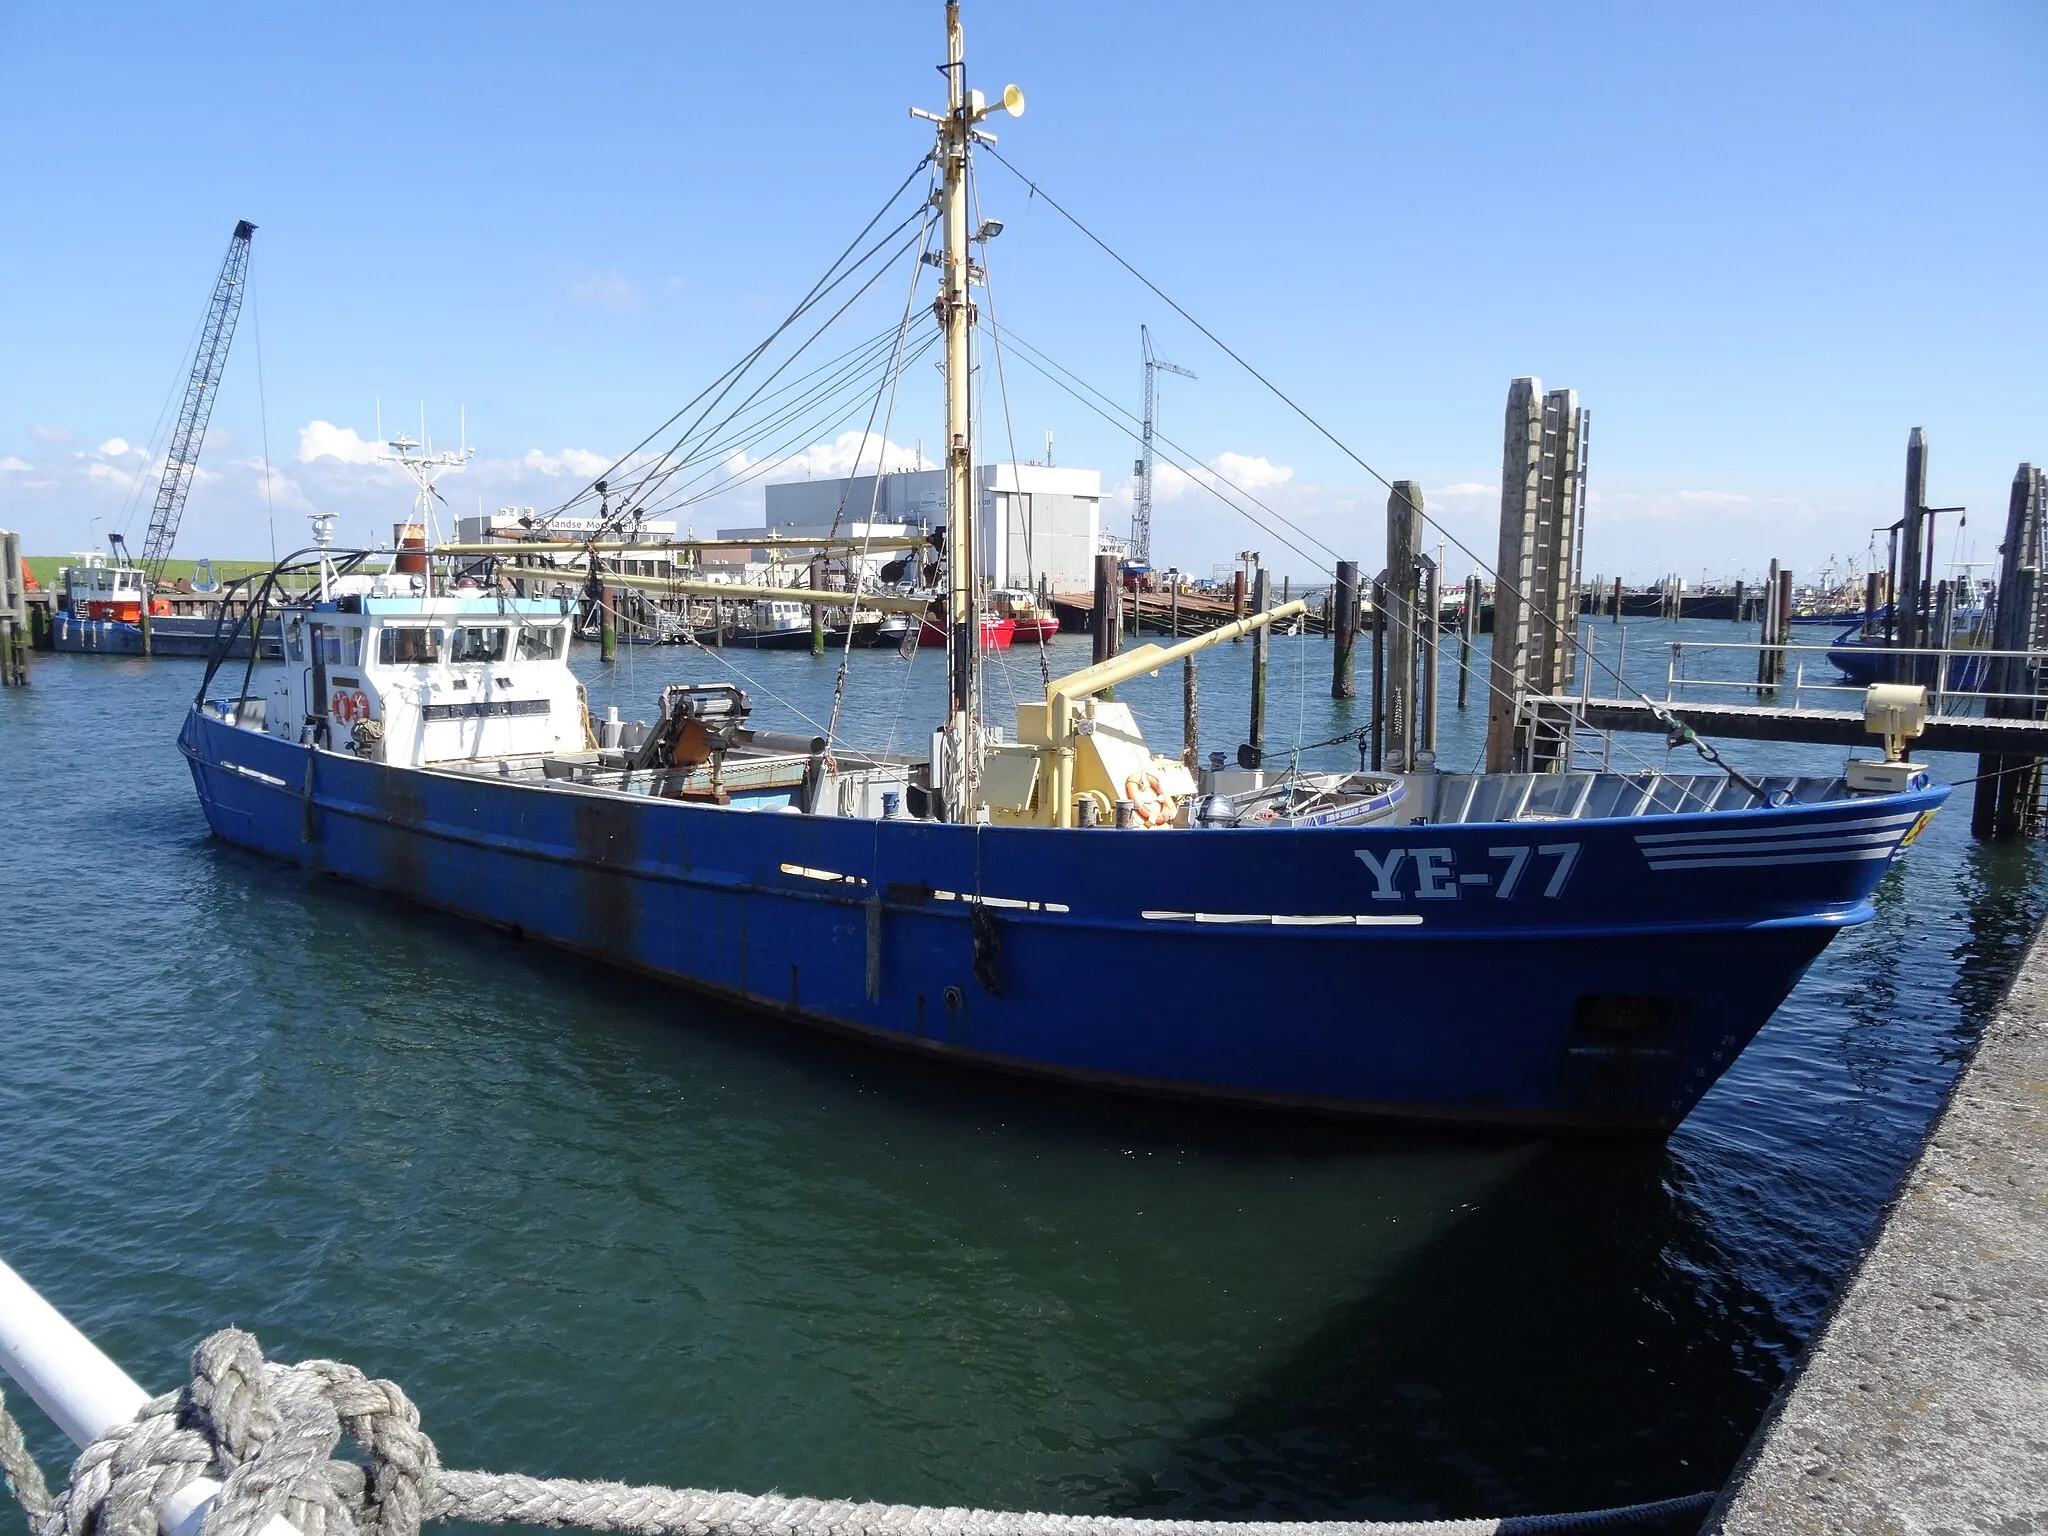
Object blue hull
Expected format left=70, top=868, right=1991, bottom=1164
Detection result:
left=1827, top=625, right=1989, bottom=690
left=52, top=613, right=279, bottom=659
left=179, top=709, right=1946, bottom=1134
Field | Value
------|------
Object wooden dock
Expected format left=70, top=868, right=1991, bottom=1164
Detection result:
left=1706, top=920, right=2048, bottom=1532
left=1528, top=695, right=2048, bottom=755
left=1054, top=588, right=1330, bottom=637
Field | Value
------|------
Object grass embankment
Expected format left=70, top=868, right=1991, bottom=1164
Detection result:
left=24, top=556, right=276, bottom=588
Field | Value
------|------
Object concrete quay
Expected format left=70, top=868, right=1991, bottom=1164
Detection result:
left=1705, top=928, right=2048, bottom=1531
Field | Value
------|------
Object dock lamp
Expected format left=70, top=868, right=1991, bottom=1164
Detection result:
left=1847, top=683, right=1931, bottom=794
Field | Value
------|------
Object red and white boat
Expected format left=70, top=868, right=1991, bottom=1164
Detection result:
left=992, top=588, right=1060, bottom=643
left=917, top=613, right=1016, bottom=649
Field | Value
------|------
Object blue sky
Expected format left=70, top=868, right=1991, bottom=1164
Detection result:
left=2, top=1, right=2042, bottom=587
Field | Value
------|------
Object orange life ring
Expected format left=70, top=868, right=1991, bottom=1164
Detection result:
left=1123, top=772, right=1169, bottom=828
left=329, top=688, right=370, bottom=724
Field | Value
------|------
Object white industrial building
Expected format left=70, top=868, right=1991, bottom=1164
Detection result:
left=456, top=510, right=683, bottom=578
left=729, top=463, right=1102, bottom=593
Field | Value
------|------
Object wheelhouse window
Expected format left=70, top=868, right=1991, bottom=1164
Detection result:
left=450, top=626, right=508, bottom=663
left=313, top=626, right=363, bottom=666
left=516, top=624, right=565, bottom=661
left=378, top=626, right=442, bottom=665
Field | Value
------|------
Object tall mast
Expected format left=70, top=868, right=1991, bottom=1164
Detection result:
left=941, top=2, right=974, bottom=779
left=926, top=2, right=1022, bottom=821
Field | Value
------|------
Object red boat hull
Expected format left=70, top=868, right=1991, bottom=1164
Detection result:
left=917, top=616, right=1016, bottom=649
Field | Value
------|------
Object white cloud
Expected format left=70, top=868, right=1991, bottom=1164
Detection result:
left=570, top=269, right=640, bottom=311
left=762, top=432, right=933, bottom=483
left=0, top=455, right=28, bottom=472
left=298, top=421, right=383, bottom=465
left=1146, top=461, right=1195, bottom=503
left=1129, top=451, right=1293, bottom=507
left=517, top=447, right=612, bottom=479
left=96, top=437, right=140, bottom=458
left=29, top=424, right=74, bottom=444
left=1209, top=452, right=1293, bottom=492
left=1588, top=488, right=1767, bottom=524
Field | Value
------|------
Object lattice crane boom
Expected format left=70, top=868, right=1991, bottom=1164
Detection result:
left=139, top=219, right=255, bottom=586
left=1132, top=323, right=1194, bottom=568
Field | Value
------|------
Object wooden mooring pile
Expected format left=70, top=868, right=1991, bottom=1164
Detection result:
left=1094, top=372, right=2048, bottom=847
left=0, top=531, right=31, bottom=687
left=1520, top=430, right=2048, bottom=841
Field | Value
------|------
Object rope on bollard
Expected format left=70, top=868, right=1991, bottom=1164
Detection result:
left=0, top=1384, right=52, bottom=1529
left=0, top=1331, right=1711, bottom=1536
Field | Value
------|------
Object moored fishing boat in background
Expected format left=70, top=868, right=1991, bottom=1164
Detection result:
left=992, top=588, right=1059, bottom=643
left=51, top=549, right=280, bottom=659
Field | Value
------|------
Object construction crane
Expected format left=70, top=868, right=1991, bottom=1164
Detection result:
left=138, top=220, right=256, bottom=587
left=1130, top=323, right=1195, bottom=568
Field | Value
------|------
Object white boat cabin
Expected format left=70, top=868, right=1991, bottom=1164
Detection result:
left=748, top=600, right=810, bottom=633
left=260, top=595, right=585, bottom=767
left=61, top=554, right=149, bottom=618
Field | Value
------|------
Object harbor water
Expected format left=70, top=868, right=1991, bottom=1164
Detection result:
left=2, top=618, right=2042, bottom=1526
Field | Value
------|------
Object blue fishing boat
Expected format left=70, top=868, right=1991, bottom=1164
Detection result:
left=180, top=4, right=1949, bottom=1134
left=1827, top=619, right=1991, bottom=691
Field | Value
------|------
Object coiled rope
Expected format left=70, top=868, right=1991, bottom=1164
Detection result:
left=0, top=1332, right=1710, bottom=1536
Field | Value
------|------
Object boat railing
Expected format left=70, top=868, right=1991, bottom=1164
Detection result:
left=1571, top=630, right=2048, bottom=717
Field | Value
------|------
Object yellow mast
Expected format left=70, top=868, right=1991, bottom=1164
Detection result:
left=926, top=2, right=1021, bottom=821
left=938, top=3, right=975, bottom=815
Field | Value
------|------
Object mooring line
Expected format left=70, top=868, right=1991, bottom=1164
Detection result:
left=0, top=1320, right=1709, bottom=1536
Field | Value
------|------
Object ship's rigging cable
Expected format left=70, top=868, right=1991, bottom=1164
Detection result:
left=663, top=321, right=917, bottom=480
left=994, top=326, right=1345, bottom=570
left=983, top=147, right=1767, bottom=794
left=970, top=172, right=1052, bottom=690
left=254, top=290, right=280, bottom=565
left=992, top=329, right=1336, bottom=576
left=827, top=213, right=939, bottom=544
left=538, top=154, right=935, bottom=526
left=620, top=314, right=927, bottom=516
left=641, top=328, right=943, bottom=519
left=826, top=210, right=939, bottom=752
left=111, top=300, right=213, bottom=545
left=605, top=214, right=936, bottom=523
